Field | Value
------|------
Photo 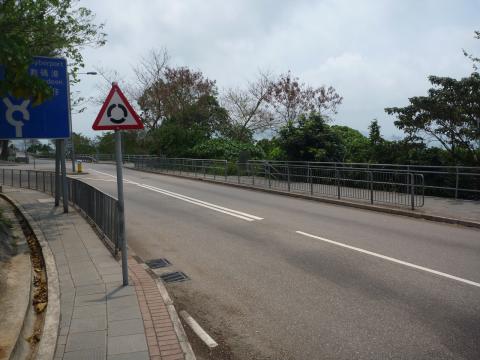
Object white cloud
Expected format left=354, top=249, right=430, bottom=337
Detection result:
left=74, top=0, right=480, bottom=140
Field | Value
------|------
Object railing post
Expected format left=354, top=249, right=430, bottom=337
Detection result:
left=336, top=165, right=340, bottom=199
left=370, top=171, right=374, bottom=204
left=28, top=170, right=31, bottom=189
left=455, top=166, right=459, bottom=199
left=224, top=160, right=228, bottom=182
left=411, top=173, right=415, bottom=210
left=19, top=170, right=22, bottom=188
left=11, top=169, right=13, bottom=186
left=287, top=166, right=290, bottom=192
left=268, top=164, right=272, bottom=189
left=309, top=166, right=313, bottom=195
left=43, top=172, right=46, bottom=193
left=252, top=163, right=255, bottom=185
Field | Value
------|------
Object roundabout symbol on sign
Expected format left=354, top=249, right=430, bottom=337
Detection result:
left=107, top=103, right=128, bottom=124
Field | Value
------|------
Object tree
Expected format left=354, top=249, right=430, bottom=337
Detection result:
left=27, top=141, right=53, bottom=155
left=463, top=30, right=480, bottom=70
left=137, top=65, right=227, bottom=135
left=189, top=138, right=265, bottom=161
left=0, top=0, right=106, bottom=102
left=366, top=119, right=387, bottom=163
left=331, top=125, right=370, bottom=162
left=96, top=131, right=147, bottom=155
left=72, top=133, right=95, bottom=154
left=266, top=71, right=342, bottom=127
left=276, top=113, right=343, bottom=162
left=132, top=49, right=170, bottom=130
left=221, top=71, right=274, bottom=141
left=385, top=73, right=480, bottom=163
left=145, top=123, right=207, bottom=157
left=96, top=133, right=115, bottom=154
left=368, top=119, right=383, bottom=146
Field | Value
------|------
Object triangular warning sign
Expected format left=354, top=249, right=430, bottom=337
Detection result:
left=92, top=83, right=144, bottom=131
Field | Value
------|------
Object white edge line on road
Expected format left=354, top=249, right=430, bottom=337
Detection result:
left=179, top=310, right=218, bottom=349
left=81, top=177, right=116, bottom=182
left=139, top=184, right=255, bottom=221
left=90, top=169, right=261, bottom=222
left=90, top=169, right=139, bottom=185
left=296, top=230, right=480, bottom=288
left=141, top=183, right=263, bottom=220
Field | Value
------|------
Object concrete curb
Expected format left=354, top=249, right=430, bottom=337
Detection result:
left=152, top=272, right=196, bottom=360
left=126, top=166, right=480, bottom=230
left=0, top=193, right=61, bottom=360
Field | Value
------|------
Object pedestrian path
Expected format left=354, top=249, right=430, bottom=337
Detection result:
left=6, top=187, right=188, bottom=360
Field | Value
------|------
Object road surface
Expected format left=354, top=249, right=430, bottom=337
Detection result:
left=17, top=161, right=480, bottom=359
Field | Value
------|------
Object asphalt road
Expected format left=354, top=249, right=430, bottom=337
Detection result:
left=16, top=160, right=480, bottom=359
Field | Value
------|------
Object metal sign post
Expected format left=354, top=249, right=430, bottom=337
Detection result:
left=55, top=140, right=61, bottom=206
left=115, top=130, right=128, bottom=285
left=60, top=139, right=69, bottom=213
left=93, top=82, right=144, bottom=287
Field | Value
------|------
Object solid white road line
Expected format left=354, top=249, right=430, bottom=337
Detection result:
left=179, top=310, right=218, bottom=349
left=90, top=169, right=139, bottom=185
left=140, top=183, right=263, bottom=220
left=296, top=230, right=480, bottom=288
left=80, top=177, right=116, bottom=182
left=138, top=184, right=258, bottom=221
left=90, top=168, right=262, bottom=222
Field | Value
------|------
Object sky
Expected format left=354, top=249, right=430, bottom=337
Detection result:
left=74, top=0, right=480, bottom=140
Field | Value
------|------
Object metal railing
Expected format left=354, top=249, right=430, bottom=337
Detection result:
left=133, top=157, right=424, bottom=209
left=79, top=154, right=478, bottom=200
left=71, top=153, right=480, bottom=200
left=0, top=168, right=119, bottom=254
left=254, top=161, right=479, bottom=200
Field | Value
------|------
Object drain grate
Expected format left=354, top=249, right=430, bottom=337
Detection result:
left=146, top=258, right=171, bottom=269
left=160, top=271, right=189, bottom=283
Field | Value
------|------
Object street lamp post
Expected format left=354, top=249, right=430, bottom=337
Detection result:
left=70, top=71, right=98, bottom=172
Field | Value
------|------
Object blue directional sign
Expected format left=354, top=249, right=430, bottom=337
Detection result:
left=0, top=56, right=70, bottom=139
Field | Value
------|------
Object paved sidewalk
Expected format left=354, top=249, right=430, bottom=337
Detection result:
left=418, top=196, right=480, bottom=223
left=6, top=187, right=188, bottom=360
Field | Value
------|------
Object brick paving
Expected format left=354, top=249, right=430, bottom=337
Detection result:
left=129, top=259, right=185, bottom=360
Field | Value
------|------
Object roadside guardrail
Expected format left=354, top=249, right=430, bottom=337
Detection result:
left=0, top=168, right=119, bottom=254
left=132, top=157, right=425, bottom=210
left=76, top=154, right=479, bottom=200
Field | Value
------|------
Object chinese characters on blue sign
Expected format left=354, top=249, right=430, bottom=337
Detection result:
left=0, top=57, right=70, bottom=139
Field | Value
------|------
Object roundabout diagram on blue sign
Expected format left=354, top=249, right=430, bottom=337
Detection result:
left=0, top=56, right=70, bottom=140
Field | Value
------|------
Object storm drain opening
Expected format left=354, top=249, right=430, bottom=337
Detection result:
left=146, top=258, right=171, bottom=269
left=160, top=271, right=189, bottom=283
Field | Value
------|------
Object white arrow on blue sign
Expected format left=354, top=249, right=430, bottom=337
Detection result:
left=0, top=56, right=71, bottom=140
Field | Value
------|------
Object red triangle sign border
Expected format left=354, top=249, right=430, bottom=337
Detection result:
left=92, top=83, right=144, bottom=131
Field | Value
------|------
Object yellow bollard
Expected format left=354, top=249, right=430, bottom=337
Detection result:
left=77, top=161, right=83, bottom=173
